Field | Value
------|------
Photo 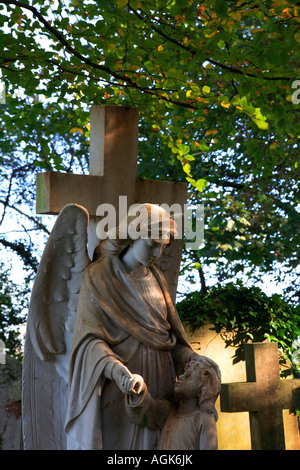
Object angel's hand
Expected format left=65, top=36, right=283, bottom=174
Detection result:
left=127, top=374, right=145, bottom=395
left=111, top=363, right=144, bottom=394
left=189, top=353, right=221, bottom=380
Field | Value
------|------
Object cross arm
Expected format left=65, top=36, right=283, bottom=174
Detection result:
left=220, top=382, right=258, bottom=413
left=279, top=379, right=300, bottom=409
left=36, top=171, right=106, bottom=215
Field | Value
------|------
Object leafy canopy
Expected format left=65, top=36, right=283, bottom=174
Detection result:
left=0, top=0, right=299, bottom=298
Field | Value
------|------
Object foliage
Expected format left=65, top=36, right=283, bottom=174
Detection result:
left=176, top=281, right=300, bottom=377
left=0, top=264, right=28, bottom=359
left=0, top=0, right=299, bottom=315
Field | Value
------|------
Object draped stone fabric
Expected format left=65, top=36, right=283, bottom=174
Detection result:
left=65, top=255, right=194, bottom=450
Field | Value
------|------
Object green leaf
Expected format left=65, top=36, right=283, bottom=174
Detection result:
left=176, top=143, right=191, bottom=157
left=202, top=85, right=210, bottom=94
left=183, top=162, right=191, bottom=175
left=214, top=0, right=227, bottom=17
left=254, top=119, right=269, bottom=130
left=195, top=179, right=208, bottom=192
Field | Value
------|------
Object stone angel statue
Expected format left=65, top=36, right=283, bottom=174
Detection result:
left=22, top=202, right=220, bottom=450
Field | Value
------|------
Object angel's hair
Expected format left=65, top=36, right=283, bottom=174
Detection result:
left=93, top=203, right=177, bottom=261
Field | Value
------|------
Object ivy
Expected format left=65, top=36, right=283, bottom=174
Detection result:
left=177, top=281, right=300, bottom=377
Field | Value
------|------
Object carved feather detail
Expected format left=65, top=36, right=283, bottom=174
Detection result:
left=27, top=204, right=90, bottom=361
left=22, top=203, right=90, bottom=450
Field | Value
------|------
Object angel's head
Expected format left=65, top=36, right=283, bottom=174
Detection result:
left=93, top=203, right=177, bottom=262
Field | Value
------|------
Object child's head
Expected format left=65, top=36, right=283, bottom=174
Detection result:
left=174, top=359, right=221, bottom=409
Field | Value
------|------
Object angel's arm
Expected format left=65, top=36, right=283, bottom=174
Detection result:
left=171, top=343, right=221, bottom=379
left=103, top=360, right=144, bottom=394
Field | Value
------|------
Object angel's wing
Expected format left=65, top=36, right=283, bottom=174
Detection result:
left=22, top=204, right=90, bottom=450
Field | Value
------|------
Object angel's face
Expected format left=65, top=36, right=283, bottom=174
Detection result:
left=130, top=238, right=168, bottom=267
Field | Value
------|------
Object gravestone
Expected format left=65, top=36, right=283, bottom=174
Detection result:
left=221, top=342, right=300, bottom=450
left=36, top=105, right=187, bottom=300
left=0, top=344, right=22, bottom=450
left=187, top=324, right=300, bottom=450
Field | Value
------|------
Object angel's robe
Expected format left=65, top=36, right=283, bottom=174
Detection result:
left=65, top=254, right=195, bottom=450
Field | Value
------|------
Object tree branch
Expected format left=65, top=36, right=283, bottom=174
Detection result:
left=0, top=199, right=50, bottom=234
left=128, top=4, right=291, bottom=82
left=0, top=0, right=197, bottom=109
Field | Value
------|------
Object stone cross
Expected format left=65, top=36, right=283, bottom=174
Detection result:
left=220, top=342, right=300, bottom=450
left=36, top=105, right=187, bottom=300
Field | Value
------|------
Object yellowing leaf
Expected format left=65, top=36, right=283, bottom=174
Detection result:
left=205, top=31, right=219, bottom=38
left=183, top=163, right=192, bottom=175
left=186, top=90, right=193, bottom=98
left=221, top=101, right=231, bottom=108
left=206, top=129, right=218, bottom=135
left=70, top=127, right=83, bottom=134
left=202, top=85, right=210, bottom=93
left=129, top=65, right=139, bottom=71
left=117, top=0, right=128, bottom=7
left=295, top=31, right=300, bottom=43
left=157, top=45, right=164, bottom=52
left=231, top=11, right=242, bottom=21
left=269, top=142, right=277, bottom=150
left=85, top=124, right=90, bottom=131
left=66, top=25, right=73, bottom=33
left=108, top=43, right=116, bottom=53
left=175, top=14, right=186, bottom=22
left=254, top=119, right=269, bottom=130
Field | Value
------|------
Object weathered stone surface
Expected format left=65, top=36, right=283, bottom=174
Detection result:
left=187, top=324, right=300, bottom=450
left=221, top=342, right=300, bottom=450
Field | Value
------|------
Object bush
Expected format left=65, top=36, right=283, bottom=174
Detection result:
left=176, top=281, right=300, bottom=377
left=0, top=265, right=28, bottom=360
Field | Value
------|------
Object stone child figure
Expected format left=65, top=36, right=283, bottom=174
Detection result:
left=125, top=359, right=221, bottom=450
